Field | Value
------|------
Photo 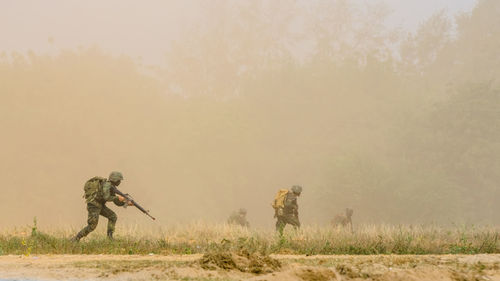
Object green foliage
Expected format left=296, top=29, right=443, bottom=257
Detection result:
left=21, top=236, right=32, bottom=256
left=31, top=217, right=37, bottom=236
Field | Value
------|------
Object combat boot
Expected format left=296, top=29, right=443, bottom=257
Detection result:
left=70, top=234, right=81, bottom=243
left=107, top=230, right=114, bottom=240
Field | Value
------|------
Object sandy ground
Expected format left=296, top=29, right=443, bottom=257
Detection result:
left=1, top=254, right=500, bottom=281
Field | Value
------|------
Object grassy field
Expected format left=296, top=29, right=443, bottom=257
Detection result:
left=1, top=219, right=499, bottom=256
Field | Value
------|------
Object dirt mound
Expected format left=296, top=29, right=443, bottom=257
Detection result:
left=199, top=250, right=281, bottom=274
left=295, top=267, right=337, bottom=281
left=247, top=266, right=338, bottom=281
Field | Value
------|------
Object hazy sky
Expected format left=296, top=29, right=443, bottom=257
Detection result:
left=0, top=0, right=477, bottom=65
left=382, top=0, right=477, bottom=28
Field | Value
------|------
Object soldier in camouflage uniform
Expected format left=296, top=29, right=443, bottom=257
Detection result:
left=332, top=208, right=354, bottom=233
left=227, top=208, right=250, bottom=227
left=71, top=171, right=132, bottom=242
left=276, top=185, right=302, bottom=235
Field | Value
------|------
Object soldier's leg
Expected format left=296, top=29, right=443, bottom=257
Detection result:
left=282, top=215, right=300, bottom=230
left=100, top=205, right=117, bottom=239
left=276, top=217, right=286, bottom=235
left=289, top=215, right=301, bottom=230
left=74, top=203, right=101, bottom=241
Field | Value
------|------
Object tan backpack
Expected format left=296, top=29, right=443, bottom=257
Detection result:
left=83, top=176, right=107, bottom=203
left=271, top=189, right=289, bottom=210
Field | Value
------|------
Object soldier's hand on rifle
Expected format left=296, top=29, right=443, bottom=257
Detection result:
left=117, top=195, right=134, bottom=206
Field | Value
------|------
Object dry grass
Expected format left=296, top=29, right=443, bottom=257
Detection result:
left=0, top=220, right=498, bottom=256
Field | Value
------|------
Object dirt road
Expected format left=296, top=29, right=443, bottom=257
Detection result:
left=1, top=254, right=500, bottom=281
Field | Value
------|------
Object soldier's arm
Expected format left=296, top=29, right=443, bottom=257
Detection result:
left=102, top=182, right=119, bottom=202
left=113, top=197, right=125, bottom=206
left=283, top=195, right=292, bottom=207
left=284, top=194, right=298, bottom=212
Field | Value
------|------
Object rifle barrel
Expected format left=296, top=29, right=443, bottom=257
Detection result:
left=113, top=187, right=156, bottom=220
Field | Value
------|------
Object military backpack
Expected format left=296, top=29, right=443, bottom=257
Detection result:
left=271, top=189, right=289, bottom=210
left=83, top=176, right=107, bottom=203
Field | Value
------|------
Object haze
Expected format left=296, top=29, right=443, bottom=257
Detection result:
left=1, top=0, right=498, bottom=230
left=1, top=0, right=476, bottom=65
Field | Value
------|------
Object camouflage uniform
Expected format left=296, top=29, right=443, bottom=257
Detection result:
left=331, top=208, right=354, bottom=232
left=227, top=209, right=250, bottom=227
left=276, top=185, right=302, bottom=234
left=73, top=172, right=125, bottom=241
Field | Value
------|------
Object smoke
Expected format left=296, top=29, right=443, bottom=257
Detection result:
left=1, top=0, right=499, bottom=229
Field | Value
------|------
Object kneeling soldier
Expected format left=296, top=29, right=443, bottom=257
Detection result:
left=227, top=208, right=250, bottom=227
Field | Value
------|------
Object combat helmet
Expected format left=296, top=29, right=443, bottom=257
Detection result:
left=238, top=208, right=247, bottom=215
left=109, top=171, right=124, bottom=182
left=291, top=185, right=302, bottom=194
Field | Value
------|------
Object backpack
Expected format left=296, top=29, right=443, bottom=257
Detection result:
left=271, top=189, right=289, bottom=210
left=83, top=176, right=107, bottom=203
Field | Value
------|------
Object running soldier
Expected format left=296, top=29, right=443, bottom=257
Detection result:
left=71, top=171, right=132, bottom=242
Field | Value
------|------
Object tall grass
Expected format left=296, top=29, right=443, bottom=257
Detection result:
left=0, top=220, right=498, bottom=255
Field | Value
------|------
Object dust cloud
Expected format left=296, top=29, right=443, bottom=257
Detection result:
left=0, top=0, right=499, bottom=229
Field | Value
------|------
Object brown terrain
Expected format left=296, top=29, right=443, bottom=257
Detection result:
left=1, top=254, right=500, bottom=281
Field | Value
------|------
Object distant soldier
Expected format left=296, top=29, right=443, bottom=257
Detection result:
left=331, top=208, right=354, bottom=232
left=71, top=171, right=133, bottom=242
left=227, top=208, right=250, bottom=227
left=272, top=185, right=302, bottom=235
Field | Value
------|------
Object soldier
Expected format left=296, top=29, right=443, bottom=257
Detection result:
left=331, top=208, right=354, bottom=232
left=227, top=208, right=250, bottom=227
left=71, top=171, right=132, bottom=242
left=275, top=185, right=302, bottom=235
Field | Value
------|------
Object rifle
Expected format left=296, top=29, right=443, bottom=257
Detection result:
left=112, top=187, right=156, bottom=220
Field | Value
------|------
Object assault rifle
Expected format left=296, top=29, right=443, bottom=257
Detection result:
left=112, top=187, right=156, bottom=220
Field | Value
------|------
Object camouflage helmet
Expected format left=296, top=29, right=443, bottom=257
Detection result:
left=238, top=208, right=247, bottom=215
left=291, top=185, right=302, bottom=194
left=109, top=171, right=124, bottom=182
